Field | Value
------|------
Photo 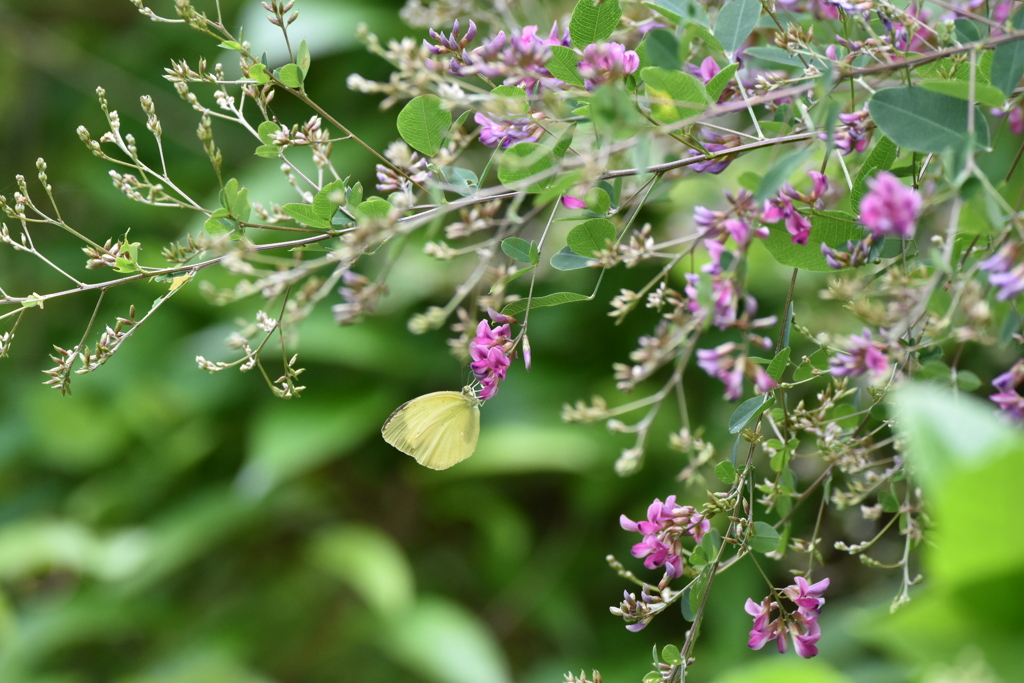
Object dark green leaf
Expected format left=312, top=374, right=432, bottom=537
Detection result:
left=397, top=95, right=452, bottom=157
left=956, top=370, right=982, bottom=392
left=684, top=21, right=723, bottom=51
left=500, top=291, right=591, bottom=317
left=570, top=0, right=623, bottom=49
left=501, top=237, right=533, bottom=262
left=550, top=246, right=599, bottom=270
left=954, top=19, right=981, bottom=44
left=748, top=521, right=781, bottom=554
left=991, top=9, right=1024, bottom=97
left=755, top=146, right=814, bottom=201
left=547, top=46, right=586, bottom=87
left=714, top=0, right=761, bottom=53
left=868, top=86, right=991, bottom=153
left=728, top=395, right=775, bottom=433
left=744, top=45, right=804, bottom=68
left=313, top=179, right=346, bottom=221
left=567, top=218, right=616, bottom=256
left=878, top=488, right=900, bottom=513
left=918, top=79, right=1006, bottom=108
left=642, top=29, right=681, bottom=71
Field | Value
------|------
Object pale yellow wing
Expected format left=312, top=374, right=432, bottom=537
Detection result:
left=381, top=389, right=481, bottom=470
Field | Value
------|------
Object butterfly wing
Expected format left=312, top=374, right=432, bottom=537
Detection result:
left=382, top=390, right=480, bottom=470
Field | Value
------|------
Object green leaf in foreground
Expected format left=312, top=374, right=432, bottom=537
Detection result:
left=991, top=8, right=1024, bottom=97
left=550, top=246, right=599, bottom=270
left=641, top=67, right=710, bottom=124
left=767, top=347, right=791, bottom=382
left=501, top=291, right=590, bottom=317
left=689, top=565, right=713, bottom=613
left=761, top=210, right=864, bottom=271
left=748, top=521, right=781, bottom=554
left=497, top=143, right=556, bottom=193
left=715, top=461, right=736, bottom=483
left=567, top=219, right=616, bottom=256
left=868, top=86, right=990, bottom=153
left=569, top=0, right=622, bottom=49
left=501, top=237, right=533, bottom=262
left=396, top=95, right=451, bottom=157
left=275, top=63, right=304, bottom=88
left=714, top=0, right=761, bottom=53
left=706, top=62, right=738, bottom=102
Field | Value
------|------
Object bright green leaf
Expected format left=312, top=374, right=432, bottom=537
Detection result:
left=497, top=143, right=556, bottom=193
left=283, top=203, right=332, bottom=229
left=567, top=218, right=615, bottom=256
left=275, top=63, right=304, bottom=88
left=297, top=39, right=311, bottom=78
left=715, top=460, right=736, bottom=483
left=767, top=347, right=791, bottom=382
left=570, top=0, right=623, bottom=49
left=397, top=95, right=452, bottom=157
left=547, top=46, right=586, bottom=87
left=705, top=62, right=738, bottom=102
left=357, top=197, right=393, bottom=221
left=641, top=67, right=710, bottom=124
left=500, top=291, right=590, bottom=317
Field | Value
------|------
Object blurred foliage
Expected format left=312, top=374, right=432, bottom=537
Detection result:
left=0, top=1, right=1020, bottom=682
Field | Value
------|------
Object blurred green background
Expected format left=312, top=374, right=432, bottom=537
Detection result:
left=1, top=1, right=1023, bottom=682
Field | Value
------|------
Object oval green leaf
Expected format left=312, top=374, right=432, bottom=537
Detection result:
left=397, top=95, right=452, bottom=157
left=761, top=210, right=864, bottom=272
left=714, top=0, right=761, bottom=53
left=641, top=67, right=710, bottom=124
left=570, top=0, right=622, bottom=49
left=500, top=291, right=590, bottom=317
left=497, top=142, right=556, bottom=193
left=567, top=218, right=615, bottom=256
left=868, top=86, right=991, bottom=154
left=748, top=521, right=781, bottom=554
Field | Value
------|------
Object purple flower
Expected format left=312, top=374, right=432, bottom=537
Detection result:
left=991, top=360, right=1024, bottom=419
left=425, top=19, right=477, bottom=54
left=745, top=576, right=829, bottom=659
left=451, top=23, right=571, bottom=91
left=762, top=195, right=811, bottom=245
left=689, top=132, right=741, bottom=174
left=697, top=343, right=776, bottom=400
left=474, top=112, right=542, bottom=148
left=859, top=171, right=921, bottom=239
left=577, top=42, right=639, bottom=89
left=469, top=313, right=517, bottom=400
left=823, top=109, right=871, bottom=155
left=561, top=194, right=587, bottom=209
left=821, top=236, right=873, bottom=270
left=988, top=264, right=1024, bottom=302
left=620, top=495, right=710, bottom=578
left=829, top=328, right=889, bottom=379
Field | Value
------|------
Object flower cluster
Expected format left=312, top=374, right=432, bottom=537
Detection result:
left=991, top=359, right=1024, bottom=419
left=762, top=171, right=828, bottom=245
left=829, top=328, right=889, bottom=380
left=474, top=112, right=543, bottom=148
left=620, top=495, right=709, bottom=578
left=577, top=42, right=639, bottom=89
left=859, top=171, right=921, bottom=239
left=469, top=309, right=519, bottom=400
left=441, top=22, right=571, bottom=90
left=745, top=576, right=830, bottom=658
left=697, top=342, right=778, bottom=400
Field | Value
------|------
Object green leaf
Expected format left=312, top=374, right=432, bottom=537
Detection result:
left=991, top=9, right=1024, bottom=97
left=852, top=136, right=899, bottom=211
left=220, top=177, right=240, bottom=212
left=728, top=395, right=775, bottom=433
left=744, top=45, right=806, bottom=68
left=204, top=208, right=237, bottom=237
left=529, top=240, right=540, bottom=264
left=878, top=488, right=900, bottom=513
left=641, top=67, right=711, bottom=124
left=255, top=144, right=281, bottom=158
left=569, top=0, right=623, bottom=49
left=441, top=167, right=479, bottom=196
left=956, top=369, right=982, bottom=392
left=397, top=95, right=452, bottom=157
left=738, top=171, right=761, bottom=191
left=553, top=124, right=577, bottom=158
left=642, top=29, right=681, bottom=71
left=219, top=40, right=243, bottom=51
left=297, top=38, right=311, bottom=79
left=550, top=246, right=599, bottom=270
left=547, top=46, right=586, bottom=87
left=584, top=187, right=611, bottom=214
left=356, top=197, right=393, bottom=221
left=497, top=263, right=537, bottom=289
left=257, top=121, right=281, bottom=145
left=954, top=19, right=981, bottom=44
left=501, top=237, right=533, bottom=262
left=748, top=521, right=781, bottom=554
left=490, top=86, right=529, bottom=114
left=249, top=63, right=270, bottom=85
left=661, top=644, right=682, bottom=666
left=715, top=460, right=736, bottom=483
left=231, top=187, right=251, bottom=224
left=714, top=0, right=761, bottom=53
left=689, top=545, right=709, bottom=567
left=705, top=62, right=738, bottom=102
left=767, top=347, right=791, bottom=382
left=868, top=86, right=991, bottom=153
left=500, top=291, right=590, bottom=317
left=283, top=203, right=332, bottom=229
left=275, top=63, right=304, bottom=88
left=761, top=210, right=864, bottom=271
left=755, top=146, right=814, bottom=201
left=497, top=143, right=556, bottom=193
left=918, top=79, right=1006, bottom=108
left=567, top=218, right=615, bottom=256
left=689, top=565, right=713, bottom=613
left=684, top=21, right=723, bottom=51
left=313, top=179, right=346, bottom=221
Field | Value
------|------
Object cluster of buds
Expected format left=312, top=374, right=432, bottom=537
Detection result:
left=620, top=495, right=710, bottom=578
left=762, top=171, right=828, bottom=245
left=609, top=585, right=666, bottom=632
left=688, top=131, right=743, bottom=174
left=745, top=576, right=830, bottom=658
left=332, top=271, right=385, bottom=325
left=77, top=308, right=139, bottom=374
left=425, top=18, right=476, bottom=54
left=474, top=112, right=544, bottom=148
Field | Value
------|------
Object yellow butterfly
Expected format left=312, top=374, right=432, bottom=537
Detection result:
left=381, top=386, right=481, bottom=470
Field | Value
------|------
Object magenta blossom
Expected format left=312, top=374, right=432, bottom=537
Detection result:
left=620, top=495, right=710, bottom=578
left=469, top=310, right=518, bottom=399
left=561, top=194, right=587, bottom=209
left=745, top=576, right=829, bottom=659
left=829, top=328, right=889, bottom=379
left=991, top=360, right=1024, bottom=419
left=762, top=195, right=811, bottom=245
left=577, top=42, right=639, bottom=89
left=859, top=171, right=921, bottom=239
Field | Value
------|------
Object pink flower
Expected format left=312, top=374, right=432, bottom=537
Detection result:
left=745, top=576, right=829, bottom=659
left=577, top=42, right=639, bottom=89
left=468, top=312, right=517, bottom=399
left=561, top=194, right=587, bottom=209
left=829, top=328, right=889, bottom=379
left=859, top=171, right=922, bottom=239
left=991, top=360, right=1024, bottom=419
left=697, top=343, right=777, bottom=400
left=822, top=109, right=871, bottom=155
left=620, top=495, right=709, bottom=578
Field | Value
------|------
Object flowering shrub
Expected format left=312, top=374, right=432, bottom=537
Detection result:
left=3, top=0, right=1024, bottom=679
